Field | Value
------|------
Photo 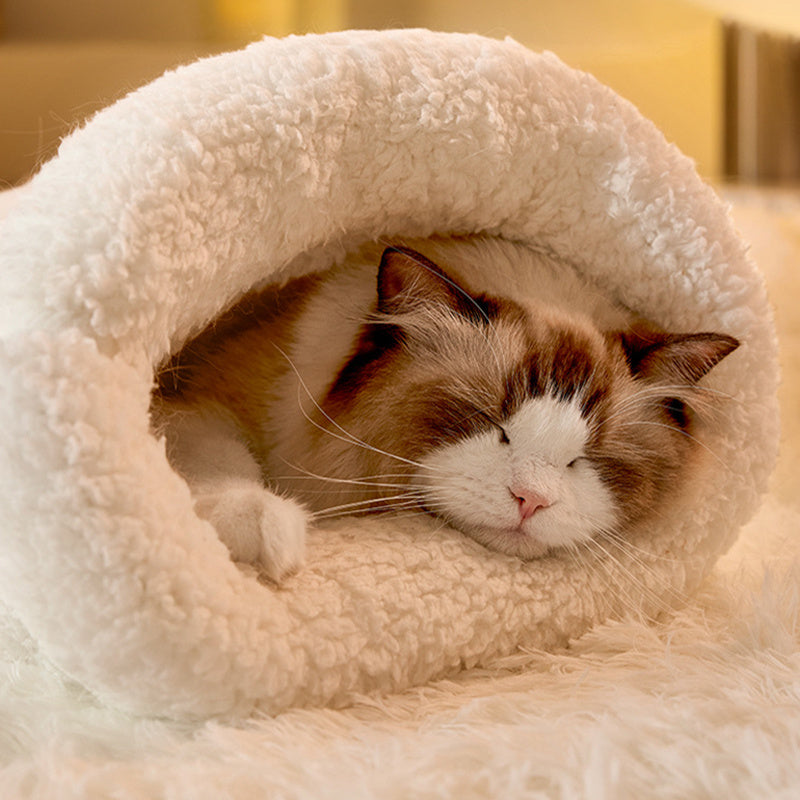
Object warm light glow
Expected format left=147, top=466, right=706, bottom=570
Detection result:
left=210, top=0, right=346, bottom=39
left=692, top=0, right=800, bottom=36
left=212, top=0, right=294, bottom=38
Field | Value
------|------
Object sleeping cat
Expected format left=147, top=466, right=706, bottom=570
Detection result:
left=151, top=237, right=739, bottom=583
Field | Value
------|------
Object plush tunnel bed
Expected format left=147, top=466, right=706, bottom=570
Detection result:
left=0, top=29, right=793, bottom=798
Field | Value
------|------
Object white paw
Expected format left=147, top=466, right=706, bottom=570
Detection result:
left=194, top=483, right=307, bottom=583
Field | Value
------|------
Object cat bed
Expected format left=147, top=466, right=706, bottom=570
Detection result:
left=0, top=29, right=778, bottom=719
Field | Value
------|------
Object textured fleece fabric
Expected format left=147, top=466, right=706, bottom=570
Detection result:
left=0, top=29, right=779, bottom=719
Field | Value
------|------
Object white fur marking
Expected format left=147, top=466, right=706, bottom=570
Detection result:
left=417, top=396, right=617, bottom=557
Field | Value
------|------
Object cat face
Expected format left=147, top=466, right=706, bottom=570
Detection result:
left=313, top=245, right=738, bottom=559
left=416, top=393, right=615, bottom=558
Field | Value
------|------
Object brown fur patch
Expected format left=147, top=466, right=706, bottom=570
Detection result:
left=152, top=273, right=320, bottom=440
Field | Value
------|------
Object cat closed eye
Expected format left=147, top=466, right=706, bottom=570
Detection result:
left=478, top=410, right=509, bottom=443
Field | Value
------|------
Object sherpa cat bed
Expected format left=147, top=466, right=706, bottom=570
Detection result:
left=0, top=29, right=778, bottom=719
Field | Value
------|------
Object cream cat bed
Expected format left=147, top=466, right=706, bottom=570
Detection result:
left=0, top=29, right=778, bottom=720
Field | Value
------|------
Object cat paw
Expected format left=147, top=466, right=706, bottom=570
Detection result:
left=194, top=484, right=307, bottom=583
left=253, top=491, right=307, bottom=583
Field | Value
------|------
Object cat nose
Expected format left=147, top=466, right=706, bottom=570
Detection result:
left=509, top=487, right=551, bottom=520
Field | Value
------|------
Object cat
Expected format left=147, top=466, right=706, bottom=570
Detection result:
left=151, top=236, right=739, bottom=583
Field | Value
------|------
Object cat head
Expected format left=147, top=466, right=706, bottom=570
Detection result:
left=318, top=245, right=739, bottom=559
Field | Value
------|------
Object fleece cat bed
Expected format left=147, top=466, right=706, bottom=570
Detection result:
left=0, top=29, right=779, bottom=719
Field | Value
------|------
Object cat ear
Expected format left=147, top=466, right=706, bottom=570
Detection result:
left=377, top=246, right=479, bottom=319
left=618, top=326, right=739, bottom=384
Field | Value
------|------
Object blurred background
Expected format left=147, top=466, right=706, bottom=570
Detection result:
left=1, top=0, right=799, bottom=187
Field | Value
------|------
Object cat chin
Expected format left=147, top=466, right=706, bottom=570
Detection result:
left=464, top=525, right=552, bottom=560
left=437, top=498, right=610, bottom=560
left=453, top=515, right=602, bottom=560
left=450, top=518, right=595, bottom=560
left=435, top=507, right=561, bottom=559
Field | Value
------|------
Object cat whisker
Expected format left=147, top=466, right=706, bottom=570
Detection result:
left=601, top=381, right=739, bottom=428
left=651, top=381, right=740, bottom=404
left=597, top=531, right=686, bottom=570
left=596, top=528, right=688, bottom=566
left=314, top=493, right=421, bottom=512
left=601, top=387, right=682, bottom=424
left=572, top=543, right=658, bottom=619
left=580, top=534, right=688, bottom=617
left=278, top=485, right=414, bottom=498
left=377, top=511, right=429, bottom=522
left=617, top=419, right=727, bottom=467
left=275, top=460, right=413, bottom=491
left=271, top=482, right=415, bottom=496
left=273, top=342, right=454, bottom=476
left=573, top=544, right=659, bottom=621
left=271, top=471, right=416, bottom=483
left=313, top=509, right=412, bottom=522
left=312, top=496, right=425, bottom=520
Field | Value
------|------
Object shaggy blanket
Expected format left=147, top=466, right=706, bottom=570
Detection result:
left=0, top=28, right=779, bottom=726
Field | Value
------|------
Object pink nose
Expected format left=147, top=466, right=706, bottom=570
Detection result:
left=509, top=487, right=551, bottom=520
